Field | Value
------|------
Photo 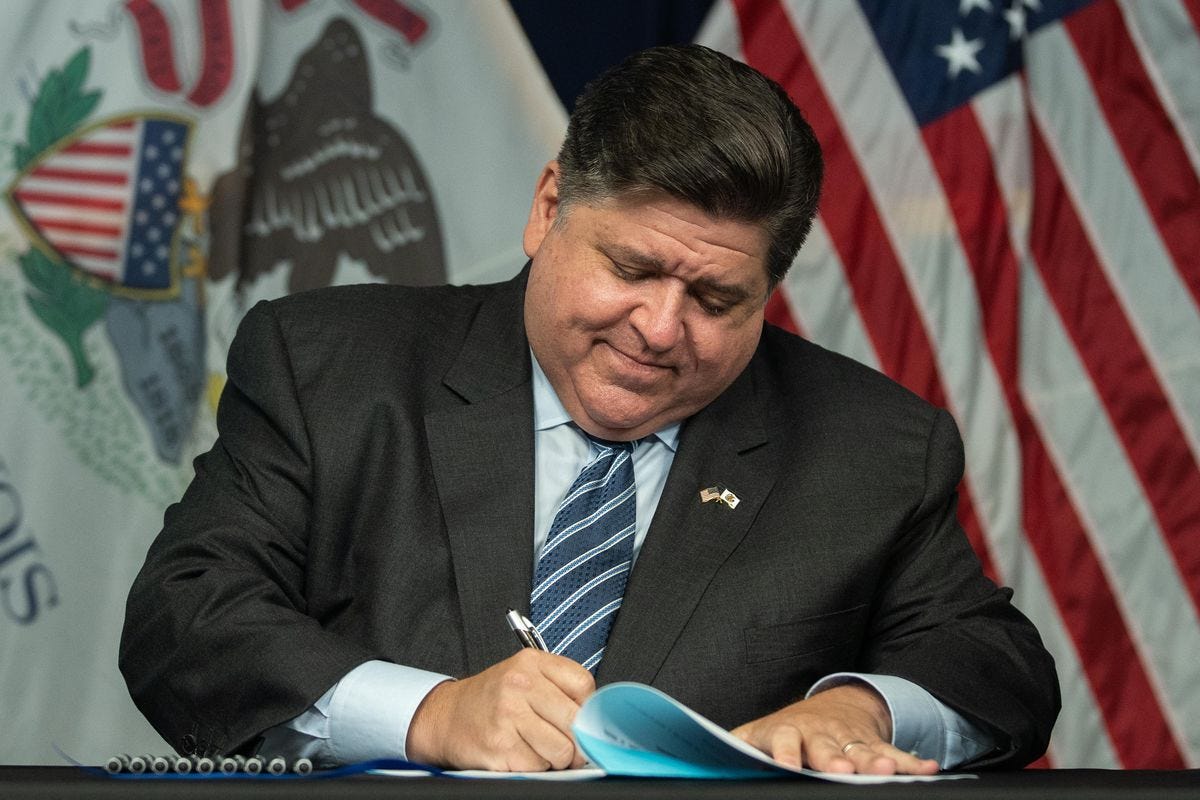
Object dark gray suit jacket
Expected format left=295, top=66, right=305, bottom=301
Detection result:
left=120, top=271, right=1059, bottom=768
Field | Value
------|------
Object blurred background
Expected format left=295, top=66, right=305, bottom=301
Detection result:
left=1, top=0, right=1196, bottom=769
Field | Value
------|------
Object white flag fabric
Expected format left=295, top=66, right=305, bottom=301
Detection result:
left=0, top=0, right=564, bottom=765
left=699, top=0, right=1200, bottom=768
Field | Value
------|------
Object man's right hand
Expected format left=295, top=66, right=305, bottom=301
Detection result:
left=405, top=649, right=595, bottom=771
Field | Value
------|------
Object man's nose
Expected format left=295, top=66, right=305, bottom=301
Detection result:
left=630, top=282, right=685, bottom=352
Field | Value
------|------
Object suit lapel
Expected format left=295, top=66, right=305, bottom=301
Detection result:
left=425, top=276, right=536, bottom=675
left=597, top=361, right=776, bottom=686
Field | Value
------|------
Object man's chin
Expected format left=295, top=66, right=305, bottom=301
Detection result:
left=577, top=399, right=680, bottom=440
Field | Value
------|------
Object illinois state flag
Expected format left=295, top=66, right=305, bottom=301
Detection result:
left=699, top=0, right=1200, bottom=768
left=0, top=0, right=563, bottom=765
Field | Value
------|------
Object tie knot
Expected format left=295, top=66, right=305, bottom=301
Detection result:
left=585, top=433, right=636, bottom=454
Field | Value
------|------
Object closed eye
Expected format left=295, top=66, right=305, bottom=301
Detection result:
left=694, top=294, right=732, bottom=316
left=613, top=261, right=654, bottom=281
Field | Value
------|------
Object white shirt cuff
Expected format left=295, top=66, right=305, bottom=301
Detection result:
left=807, top=672, right=993, bottom=768
left=259, top=660, right=451, bottom=766
left=327, top=660, right=452, bottom=764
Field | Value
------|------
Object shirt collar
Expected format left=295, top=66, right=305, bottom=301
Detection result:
left=531, top=352, right=681, bottom=451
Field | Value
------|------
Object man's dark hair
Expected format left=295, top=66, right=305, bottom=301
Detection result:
left=557, top=44, right=823, bottom=287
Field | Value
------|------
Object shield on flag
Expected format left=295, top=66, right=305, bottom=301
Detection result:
left=5, top=113, right=192, bottom=299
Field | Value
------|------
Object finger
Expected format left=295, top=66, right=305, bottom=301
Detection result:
left=836, top=741, right=898, bottom=775
left=839, top=740, right=940, bottom=775
left=568, top=739, right=589, bottom=769
left=537, top=653, right=596, bottom=704
left=514, top=712, right=579, bottom=771
left=764, top=725, right=803, bottom=769
left=491, top=736, right=552, bottom=773
left=865, top=742, right=940, bottom=775
left=523, top=672, right=591, bottom=752
left=804, top=734, right=859, bottom=774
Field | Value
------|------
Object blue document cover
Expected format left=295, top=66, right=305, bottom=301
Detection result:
left=572, top=682, right=972, bottom=783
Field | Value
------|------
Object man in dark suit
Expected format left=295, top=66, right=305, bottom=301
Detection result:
left=120, top=45, right=1059, bottom=774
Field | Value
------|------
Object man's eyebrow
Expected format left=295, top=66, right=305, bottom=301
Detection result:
left=603, top=243, right=666, bottom=272
left=692, top=277, right=753, bottom=303
left=602, top=244, right=754, bottom=303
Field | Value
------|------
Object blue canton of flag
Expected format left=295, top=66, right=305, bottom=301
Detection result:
left=860, top=0, right=1092, bottom=124
left=125, top=119, right=186, bottom=289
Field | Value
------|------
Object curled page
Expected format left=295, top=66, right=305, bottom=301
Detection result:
left=573, top=682, right=975, bottom=784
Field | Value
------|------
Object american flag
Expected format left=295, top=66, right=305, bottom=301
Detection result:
left=8, top=116, right=188, bottom=291
left=698, top=0, right=1200, bottom=769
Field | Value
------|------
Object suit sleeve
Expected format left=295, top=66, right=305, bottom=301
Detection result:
left=864, top=408, right=1060, bottom=769
left=119, top=300, right=382, bottom=758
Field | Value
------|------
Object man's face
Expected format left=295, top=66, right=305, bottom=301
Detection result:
left=523, top=162, right=771, bottom=441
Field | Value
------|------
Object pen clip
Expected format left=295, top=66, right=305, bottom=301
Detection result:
left=524, top=614, right=549, bottom=651
left=505, top=608, right=549, bottom=651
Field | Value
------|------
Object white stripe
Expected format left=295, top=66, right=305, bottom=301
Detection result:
left=1007, top=539, right=1121, bottom=768
left=542, top=564, right=629, bottom=632
left=11, top=208, right=125, bottom=229
left=779, top=220, right=881, bottom=371
left=1118, top=0, right=1200, bottom=173
left=581, top=648, right=605, bottom=672
left=695, top=0, right=739, bottom=54
left=70, top=254, right=120, bottom=277
left=556, top=449, right=631, bottom=510
left=18, top=177, right=130, bottom=202
left=79, top=125, right=141, bottom=145
left=38, top=230, right=120, bottom=253
left=1027, top=22, right=1200, bottom=456
left=554, top=597, right=623, bottom=655
left=36, top=152, right=136, bottom=176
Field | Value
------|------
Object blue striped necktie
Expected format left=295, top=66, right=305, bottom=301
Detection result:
left=530, top=434, right=637, bottom=673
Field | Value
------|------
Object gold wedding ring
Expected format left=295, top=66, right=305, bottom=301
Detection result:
left=841, top=740, right=867, bottom=754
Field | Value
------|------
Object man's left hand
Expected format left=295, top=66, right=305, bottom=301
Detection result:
left=729, top=684, right=940, bottom=775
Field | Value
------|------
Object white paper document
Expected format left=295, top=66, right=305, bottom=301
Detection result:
left=571, top=682, right=974, bottom=783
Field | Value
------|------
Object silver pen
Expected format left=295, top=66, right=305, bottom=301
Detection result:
left=505, top=608, right=549, bottom=651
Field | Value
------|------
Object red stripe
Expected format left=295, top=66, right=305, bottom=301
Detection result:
left=14, top=190, right=124, bottom=212
left=30, top=166, right=128, bottom=186
left=1029, top=109, right=1200, bottom=626
left=63, top=141, right=133, bottom=157
left=1184, top=0, right=1200, bottom=34
left=110, top=120, right=136, bottom=130
left=56, top=243, right=119, bottom=261
left=732, top=0, right=998, bottom=581
left=36, top=218, right=122, bottom=237
left=926, top=104, right=1183, bottom=768
left=1065, top=1, right=1200, bottom=311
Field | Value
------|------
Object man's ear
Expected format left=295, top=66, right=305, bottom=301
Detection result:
left=523, top=161, right=561, bottom=258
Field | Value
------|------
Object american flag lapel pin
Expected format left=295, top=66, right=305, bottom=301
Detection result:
left=700, top=485, right=740, bottom=509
